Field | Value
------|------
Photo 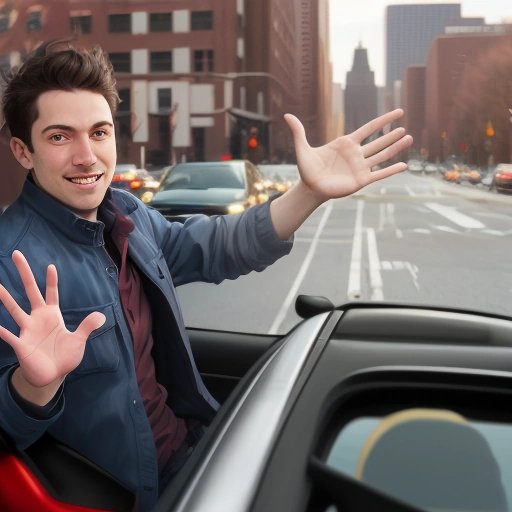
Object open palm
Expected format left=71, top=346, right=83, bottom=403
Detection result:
left=285, top=108, right=413, bottom=201
left=0, top=250, right=105, bottom=388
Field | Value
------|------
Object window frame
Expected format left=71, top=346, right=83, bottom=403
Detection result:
left=149, top=12, right=172, bottom=32
left=150, top=51, right=173, bottom=73
left=108, top=13, right=131, bottom=33
left=191, top=10, right=213, bottom=31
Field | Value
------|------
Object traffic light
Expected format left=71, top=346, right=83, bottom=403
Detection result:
left=247, top=126, right=259, bottom=150
left=485, top=120, right=495, bottom=138
left=247, top=135, right=258, bottom=149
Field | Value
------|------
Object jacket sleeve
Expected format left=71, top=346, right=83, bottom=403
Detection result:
left=146, top=200, right=293, bottom=286
left=0, top=359, right=65, bottom=449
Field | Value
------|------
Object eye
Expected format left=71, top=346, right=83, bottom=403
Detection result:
left=50, top=133, right=65, bottom=142
left=92, top=129, right=108, bottom=138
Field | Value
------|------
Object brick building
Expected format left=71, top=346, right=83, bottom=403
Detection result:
left=401, top=66, right=426, bottom=157
left=424, top=31, right=512, bottom=163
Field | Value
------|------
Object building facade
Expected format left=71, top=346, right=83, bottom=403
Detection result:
left=424, top=31, right=512, bottom=164
left=385, top=3, right=484, bottom=107
left=401, top=65, right=426, bottom=157
left=344, top=44, right=377, bottom=136
left=399, top=23, right=512, bottom=165
left=0, top=0, right=333, bottom=185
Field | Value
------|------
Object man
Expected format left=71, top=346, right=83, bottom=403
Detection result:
left=0, top=40, right=412, bottom=510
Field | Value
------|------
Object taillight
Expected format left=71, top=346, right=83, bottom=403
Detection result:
left=112, top=173, right=136, bottom=182
left=130, top=180, right=143, bottom=189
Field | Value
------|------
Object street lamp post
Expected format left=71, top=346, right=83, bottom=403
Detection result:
left=485, top=120, right=495, bottom=169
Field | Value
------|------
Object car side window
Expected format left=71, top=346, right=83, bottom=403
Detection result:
left=326, top=410, right=511, bottom=511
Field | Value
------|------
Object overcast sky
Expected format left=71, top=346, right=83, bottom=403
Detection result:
left=328, top=0, right=510, bottom=86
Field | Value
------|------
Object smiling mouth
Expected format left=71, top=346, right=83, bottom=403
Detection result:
left=65, top=173, right=104, bottom=185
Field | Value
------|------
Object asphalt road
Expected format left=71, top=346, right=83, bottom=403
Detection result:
left=177, top=172, right=512, bottom=334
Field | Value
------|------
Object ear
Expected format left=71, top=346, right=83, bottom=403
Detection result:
left=10, top=137, right=34, bottom=170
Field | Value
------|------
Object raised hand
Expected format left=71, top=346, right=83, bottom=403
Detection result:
left=0, top=250, right=105, bottom=401
left=284, top=108, right=413, bottom=202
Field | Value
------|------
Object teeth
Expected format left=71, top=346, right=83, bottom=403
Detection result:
left=69, top=175, right=101, bottom=185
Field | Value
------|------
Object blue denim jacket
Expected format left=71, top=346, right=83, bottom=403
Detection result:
left=0, top=178, right=292, bottom=511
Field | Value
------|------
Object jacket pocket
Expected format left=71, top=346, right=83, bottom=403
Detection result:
left=62, top=303, right=120, bottom=378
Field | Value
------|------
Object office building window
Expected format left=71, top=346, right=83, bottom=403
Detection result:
left=158, top=89, right=172, bottom=111
left=150, top=13, right=172, bottom=32
left=70, top=15, right=92, bottom=34
left=109, top=52, right=131, bottom=73
left=150, top=51, right=172, bottom=72
left=0, top=14, right=10, bottom=33
left=109, top=14, right=131, bottom=33
left=193, top=50, right=214, bottom=72
left=191, top=11, right=213, bottom=30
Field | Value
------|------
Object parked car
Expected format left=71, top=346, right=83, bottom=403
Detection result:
left=493, top=163, right=512, bottom=193
left=460, top=166, right=482, bottom=185
left=423, top=162, right=443, bottom=174
left=442, top=167, right=462, bottom=183
left=110, top=164, right=161, bottom=203
left=149, top=160, right=269, bottom=221
left=407, top=159, right=424, bottom=173
left=2, top=297, right=512, bottom=512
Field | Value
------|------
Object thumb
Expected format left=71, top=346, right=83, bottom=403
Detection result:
left=284, top=113, right=310, bottom=157
left=74, top=312, right=106, bottom=341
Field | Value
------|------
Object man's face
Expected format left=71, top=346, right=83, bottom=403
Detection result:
left=12, top=89, right=116, bottom=221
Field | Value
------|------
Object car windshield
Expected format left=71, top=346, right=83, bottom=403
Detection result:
left=162, top=165, right=245, bottom=190
left=0, top=0, right=510, bottom=337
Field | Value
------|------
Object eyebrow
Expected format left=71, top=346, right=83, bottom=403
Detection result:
left=41, top=121, right=114, bottom=134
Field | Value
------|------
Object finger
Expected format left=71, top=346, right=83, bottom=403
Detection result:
left=350, top=109, right=404, bottom=144
left=368, top=162, right=408, bottom=184
left=0, top=324, right=21, bottom=349
left=366, top=134, right=414, bottom=169
left=45, top=265, right=59, bottom=306
left=362, top=127, right=406, bottom=158
left=12, top=251, right=45, bottom=310
left=0, top=283, right=30, bottom=326
left=74, top=312, right=106, bottom=341
left=284, top=113, right=311, bottom=158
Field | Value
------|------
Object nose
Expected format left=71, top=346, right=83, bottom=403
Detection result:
left=72, top=135, right=98, bottom=167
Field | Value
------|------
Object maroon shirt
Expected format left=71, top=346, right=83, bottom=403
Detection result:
left=108, top=213, right=188, bottom=472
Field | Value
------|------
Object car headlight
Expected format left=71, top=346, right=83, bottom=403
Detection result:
left=226, top=203, right=245, bottom=214
left=140, top=191, right=154, bottom=204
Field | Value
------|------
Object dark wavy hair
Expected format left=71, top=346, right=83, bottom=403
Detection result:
left=1, top=39, right=119, bottom=151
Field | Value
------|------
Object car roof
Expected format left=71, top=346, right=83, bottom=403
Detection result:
left=115, top=163, right=137, bottom=171
left=172, top=160, right=248, bottom=170
left=167, top=304, right=512, bottom=512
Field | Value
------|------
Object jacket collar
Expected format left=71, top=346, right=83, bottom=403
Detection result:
left=20, top=176, right=139, bottom=246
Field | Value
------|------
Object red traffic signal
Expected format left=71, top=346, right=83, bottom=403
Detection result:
left=247, top=136, right=258, bottom=149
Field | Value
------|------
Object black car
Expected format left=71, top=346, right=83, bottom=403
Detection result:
left=2, top=297, right=512, bottom=512
left=149, top=160, right=269, bottom=221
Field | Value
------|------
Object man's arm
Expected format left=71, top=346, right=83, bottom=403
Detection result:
left=270, top=109, right=414, bottom=241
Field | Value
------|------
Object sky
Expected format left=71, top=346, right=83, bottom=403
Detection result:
left=328, top=0, right=510, bottom=86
